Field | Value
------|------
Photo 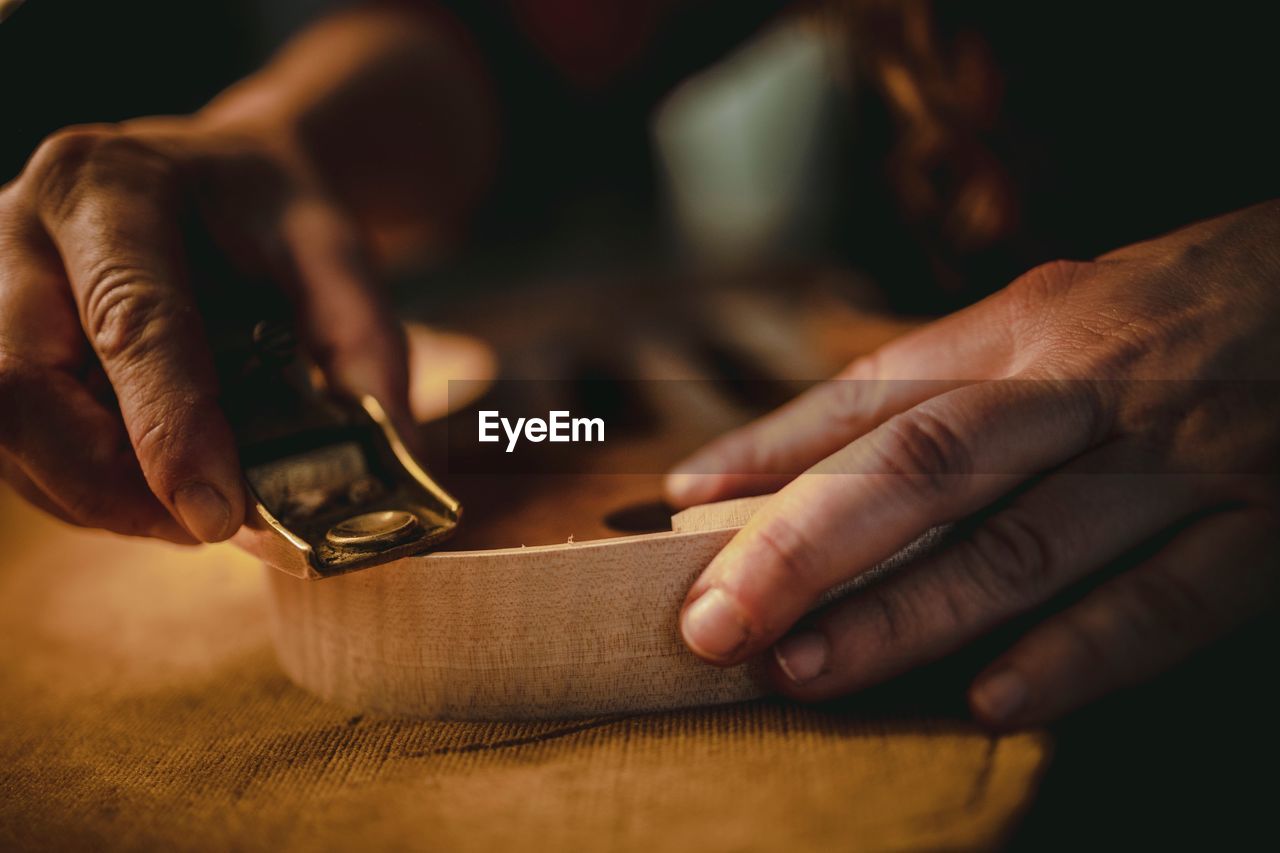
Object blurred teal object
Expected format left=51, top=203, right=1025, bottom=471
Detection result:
left=653, top=18, right=850, bottom=269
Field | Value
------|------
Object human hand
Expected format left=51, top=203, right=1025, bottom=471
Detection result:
left=0, top=116, right=409, bottom=544
left=667, top=202, right=1280, bottom=728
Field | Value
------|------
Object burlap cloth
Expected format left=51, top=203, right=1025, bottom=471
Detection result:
left=0, top=487, right=1050, bottom=851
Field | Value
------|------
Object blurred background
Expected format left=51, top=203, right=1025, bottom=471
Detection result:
left=8, top=1, right=1276, bottom=330
left=0, top=0, right=869, bottom=314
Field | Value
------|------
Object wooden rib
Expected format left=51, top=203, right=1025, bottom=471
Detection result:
left=267, top=495, right=944, bottom=720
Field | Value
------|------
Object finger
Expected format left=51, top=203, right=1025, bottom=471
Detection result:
left=2, top=452, right=196, bottom=545
left=665, top=376, right=970, bottom=509
left=0, top=199, right=193, bottom=544
left=0, top=366, right=196, bottom=544
left=968, top=506, right=1280, bottom=729
left=276, top=195, right=413, bottom=439
left=1, top=452, right=82, bottom=526
left=679, top=377, right=1108, bottom=665
left=765, top=443, right=1212, bottom=697
left=32, top=130, right=244, bottom=541
left=665, top=291, right=1023, bottom=508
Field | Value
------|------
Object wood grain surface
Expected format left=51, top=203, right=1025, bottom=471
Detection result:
left=269, top=491, right=950, bottom=719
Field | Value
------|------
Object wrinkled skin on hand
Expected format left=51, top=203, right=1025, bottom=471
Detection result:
left=0, top=119, right=409, bottom=544
left=667, top=201, right=1280, bottom=729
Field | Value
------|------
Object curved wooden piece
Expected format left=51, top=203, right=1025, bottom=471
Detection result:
left=267, top=523, right=757, bottom=720
left=266, top=321, right=954, bottom=720
left=267, top=495, right=945, bottom=720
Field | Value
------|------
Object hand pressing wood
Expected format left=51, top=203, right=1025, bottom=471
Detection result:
left=267, top=494, right=946, bottom=719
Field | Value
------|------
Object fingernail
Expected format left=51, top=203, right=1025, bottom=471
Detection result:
left=173, top=482, right=233, bottom=543
left=972, top=669, right=1029, bottom=724
left=681, top=588, right=751, bottom=662
left=774, top=631, right=829, bottom=685
left=665, top=471, right=713, bottom=505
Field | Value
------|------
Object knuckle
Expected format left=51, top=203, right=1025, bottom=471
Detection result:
left=961, top=509, right=1060, bottom=603
left=27, top=126, right=117, bottom=215
left=1014, top=374, right=1112, bottom=448
left=877, top=407, right=973, bottom=497
left=1007, top=259, right=1089, bottom=304
left=1113, top=570, right=1217, bottom=643
left=81, top=264, right=175, bottom=364
left=835, top=353, right=880, bottom=383
left=1056, top=376, right=1110, bottom=446
left=1003, top=259, right=1091, bottom=348
left=864, top=585, right=922, bottom=650
left=27, top=125, right=176, bottom=221
left=30, top=125, right=116, bottom=173
left=751, top=514, right=825, bottom=595
left=828, top=355, right=891, bottom=431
